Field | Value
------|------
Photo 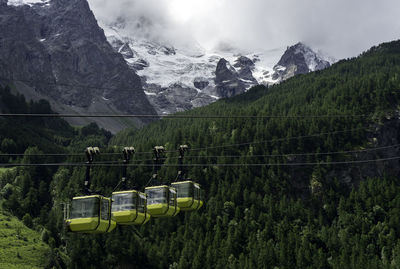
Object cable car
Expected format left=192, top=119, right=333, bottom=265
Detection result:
left=65, top=147, right=116, bottom=233
left=111, top=190, right=150, bottom=225
left=66, top=195, right=116, bottom=233
left=170, top=145, right=204, bottom=211
left=145, top=185, right=180, bottom=217
left=171, top=180, right=204, bottom=211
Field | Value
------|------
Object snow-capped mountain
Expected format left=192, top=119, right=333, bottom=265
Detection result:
left=101, top=19, right=334, bottom=114
left=272, top=42, right=332, bottom=81
left=5, top=0, right=335, bottom=117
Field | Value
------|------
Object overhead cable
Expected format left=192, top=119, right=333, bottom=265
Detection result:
left=188, top=127, right=366, bottom=152
left=1, top=156, right=399, bottom=167
left=0, top=127, right=368, bottom=157
left=0, top=113, right=368, bottom=119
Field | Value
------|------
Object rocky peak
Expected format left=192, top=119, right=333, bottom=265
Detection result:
left=215, top=58, right=238, bottom=84
left=215, top=58, right=246, bottom=98
left=234, top=56, right=255, bottom=69
left=273, top=42, right=331, bottom=81
left=233, top=56, right=257, bottom=85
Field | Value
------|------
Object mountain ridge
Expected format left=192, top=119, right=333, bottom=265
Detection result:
left=1, top=0, right=157, bottom=133
left=101, top=18, right=334, bottom=114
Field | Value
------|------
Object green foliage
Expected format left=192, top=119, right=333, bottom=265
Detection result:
left=22, top=213, right=33, bottom=228
left=0, top=208, right=50, bottom=268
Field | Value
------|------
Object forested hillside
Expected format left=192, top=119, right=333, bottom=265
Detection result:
left=1, top=40, right=400, bottom=268
left=0, top=86, right=113, bottom=267
left=0, top=203, right=50, bottom=269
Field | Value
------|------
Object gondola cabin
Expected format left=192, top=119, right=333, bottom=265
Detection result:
left=111, top=190, right=150, bottom=225
left=66, top=195, right=116, bottom=233
left=171, top=181, right=204, bottom=211
left=145, top=185, right=180, bottom=217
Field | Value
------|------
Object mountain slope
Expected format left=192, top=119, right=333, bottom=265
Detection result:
left=111, top=40, right=400, bottom=188
left=0, top=0, right=157, bottom=132
left=0, top=210, right=50, bottom=268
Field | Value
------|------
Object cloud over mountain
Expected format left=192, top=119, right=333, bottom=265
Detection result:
left=87, top=0, right=400, bottom=59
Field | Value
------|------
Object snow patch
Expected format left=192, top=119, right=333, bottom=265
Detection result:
left=144, top=91, right=157, bottom=96
left=240, top=78, right=255, bottom=83
left=250, top=47, right=286, bottom=85
left=8, top=0, right=50, bottom=6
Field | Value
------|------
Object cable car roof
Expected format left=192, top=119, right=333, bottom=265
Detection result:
left=145, top=185, right=171, bottom=190
left=72, top=195, right=104, bottom=200
left=112, top=190, right=143, bottom=195
left=171, top=180, right=198, bottom=185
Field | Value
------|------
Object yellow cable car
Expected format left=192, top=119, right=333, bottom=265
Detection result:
left=111, top=190, right=150, bottom=225
left=66, top=195, right=116, bottom=233
left=171, top=180, right=204, bottom=211
left=65, top=147, right=116, bottom=233
left=170, top=145, right=204, bottom=211
left=145, top=185, right=180, bottom=217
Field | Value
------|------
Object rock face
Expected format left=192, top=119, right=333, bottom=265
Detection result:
left=193, top=77, right=209, bottom=90
left=233, top=56, right=257, bottom=88
left=143, top=82, right=215, bottom=115
left=273, top=42, right=331, bottom=81
left=215, top=58, right=246, bottom=98
left=0, top=0, right=157, bottom=132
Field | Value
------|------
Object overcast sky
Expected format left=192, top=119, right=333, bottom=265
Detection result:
left=88, top=0, right=400, bottom=59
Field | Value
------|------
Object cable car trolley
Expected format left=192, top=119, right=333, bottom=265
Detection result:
left=65, top=147, right=116, bottom=233
left=171, top=145, right=204, bottom=211
left=145, top=146, right=180, bottom=217
left=111, top=147, right=150, bottom=225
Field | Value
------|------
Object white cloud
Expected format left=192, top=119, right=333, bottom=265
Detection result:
left=87, top=0, right=400, bottom=59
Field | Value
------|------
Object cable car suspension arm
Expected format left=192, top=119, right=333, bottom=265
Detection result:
left=119, top=147, right=135, bottom=190
left=152, top=146, right=165, bottom=185
left=177, top=145, right=189, bottom=181
left=84, top=147, right=99, bottom=195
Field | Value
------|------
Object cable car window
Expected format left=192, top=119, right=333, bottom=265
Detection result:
left=70, top=197, right=99, bottom=219
left=112, top=193, right=136, bottom=212
left=146, top=188, right=167, bottom=204
left=169, top=188, right=176, bottom=206
left=138, top=193, right=146, bottom=213
left=175, top=183, right=194, bottom=198
left=101, top=199, right=110, bottom=220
